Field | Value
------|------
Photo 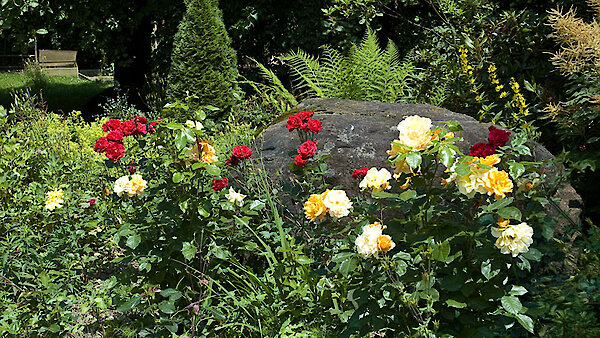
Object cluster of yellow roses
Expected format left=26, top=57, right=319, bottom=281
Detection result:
left=114, top=174, right=148, bottom=197
left=302, top=114, right=533, bottom=258
left=304, top=190, right=353, bottom=221
left=445, top=154, right=514, bottom=200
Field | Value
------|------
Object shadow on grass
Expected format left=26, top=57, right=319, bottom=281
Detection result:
left=0, top=73, right=112, bottom=113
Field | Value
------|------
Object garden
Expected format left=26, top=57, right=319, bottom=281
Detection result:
left=1, top=0, right=600, bottom=337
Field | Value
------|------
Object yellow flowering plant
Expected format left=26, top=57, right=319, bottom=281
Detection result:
left=322, top=115, right=561, bottom=335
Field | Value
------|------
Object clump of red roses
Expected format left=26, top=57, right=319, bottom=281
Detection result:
left=286, top=111, right=322, bottom=143
left=95, top=116, right=160, bottom=161
left=286, top=111, right=322, bottom=168
left=294, top=140, right=317, bottom=167
left=225, top=145, right=253, bottom=166
left=469, top=126, right=511, bottom=157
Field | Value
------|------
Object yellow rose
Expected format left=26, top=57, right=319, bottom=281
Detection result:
left=200, top=142, right=218, bottom=164
left=377, top=235, right=395, bottom=252
left=304, top=192, right=328, bottom=221
left=359, top=168, right=392, bottom=192
left=125, top=174, right=147, bottom=196
left=45, top=189, right=64, bottom=211
left=475, top=154, right=500, bottom=167
left=483, top=168, right=513, bottom=199
left=396, top=115, right=435, bottom=151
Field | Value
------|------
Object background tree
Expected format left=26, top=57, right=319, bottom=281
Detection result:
left=167, top=0, right=240, bottom=115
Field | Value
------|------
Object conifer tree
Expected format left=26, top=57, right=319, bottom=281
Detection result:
left=167, top=0, right=240, bottom=116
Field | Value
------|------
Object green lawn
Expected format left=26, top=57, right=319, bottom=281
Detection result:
left=0, top=72, right=112, bottom=113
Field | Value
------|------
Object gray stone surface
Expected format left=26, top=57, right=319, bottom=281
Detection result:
left=254, top=98, right=581, bottom=225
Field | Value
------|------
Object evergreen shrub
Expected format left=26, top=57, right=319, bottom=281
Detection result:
left=167, top=0, right=240, bottom=118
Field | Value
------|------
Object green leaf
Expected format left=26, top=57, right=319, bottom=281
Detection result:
left=182, top=242, right=197, bottom=260
left=296, top=255, right=312, bottom=265
left=501, top=296, right=523, bottom=314
left=117, top=295, right=141, bottom=312
left=497, top=207, right=522, bottom=221
left=405, top=153, right=422, bottom=169
left=439, top=146, right=454, bottom=168
left=249, top=200, right=265, bottom=210
left=508, top=162, right=525, bottom=179
left=339, top=257, right=359, bottom=277
left=393, top=251, right=411, bottom=260
left=443, top=120, right=463, bottom=131
left=172, top=172, right=184, bottom=183
left=516, top=313, right=534, bottom=333
left=158, top=300, right=176, bottom=314
left=206, top=165, right=220, bottom=176
left=432, top=241, right=450, bottom=262
left=455, top=162, right=471, bottom=176
left=160, top=288, right=182, bottom=301
left=509, top=286, right=528, bottom=296
left=399, top=189, right=417, bottom=200
left=522, top=248, right=542, bottom=262
left=165, top=122, right=183, bottom=130
left=198, top=205, right=210, bottom=218
left=126, top=234, right=141, bottom=249
left=446, top=299, right=467, bottom=308
left=372, top=191, right=399, bottom=199
left=191, top=162, right=204, bottom=170
left=395, top=260, right=408, bottom=276
left=36, top=28, right=48, bottom=34
left=174, top=131, right=188, bottom=150
left=486, top=197, right=514, bottom=211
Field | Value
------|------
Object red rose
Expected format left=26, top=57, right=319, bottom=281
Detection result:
left=135, top=116, right=148, bottom=124
left=106, top=129, right=124, bottom=142
left=297, top=140, right=317, bottom=159
left=232, top=145, right=253, bottom=160
left=105, top=142, right=125, bottom=161
left=94, top=136, right=109, bottom=153
left=488, top=126, right=511, bottom=147
left=297, top=111, right=314, bottom=122
left=286, top=115, right=302, bottom=132
left=306, top=119, right=322, bottom=133
left=294, top=154, right=308, bottom=167
left=121, top=120, right=137, bottom=136
left=89, top=198, right=96, bottom=206
left=136, top=123, right=147, bottom=135
left=102, top=119, right=122, bottom=132
left=149, top=121, right=158, bottom=133
left=212, top=177, right=228, bottom=191
left=352, top=167, right=370, bottom=179
left=469, top=142, right=496, bottom=157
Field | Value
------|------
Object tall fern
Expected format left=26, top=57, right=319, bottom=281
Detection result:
left=279, top=28, right=416, bottom=103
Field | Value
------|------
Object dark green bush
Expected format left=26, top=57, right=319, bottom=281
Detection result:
left=167, top=0, right=240, bottom=117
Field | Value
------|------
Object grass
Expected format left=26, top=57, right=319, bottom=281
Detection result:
left=0, top=72, right=112, bottom=113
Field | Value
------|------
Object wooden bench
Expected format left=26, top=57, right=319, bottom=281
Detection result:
left=38, top=49, right=78, bottom=76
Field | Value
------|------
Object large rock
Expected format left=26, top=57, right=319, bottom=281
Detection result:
left=255, top=98, right=582, bottom=226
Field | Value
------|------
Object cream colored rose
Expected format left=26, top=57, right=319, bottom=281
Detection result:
left=359, top=168, right=392, bottom=192
left=114, top=176, right=130, bottom=196
left=355, top=222, right=384, bottom=257
left=396, top=115, right=434, bottom=150
left=322, top=190, right=352, bottom=218
left=491, top=222, right=533, bottom=257
left=225, top=187, right=246, bottom=206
